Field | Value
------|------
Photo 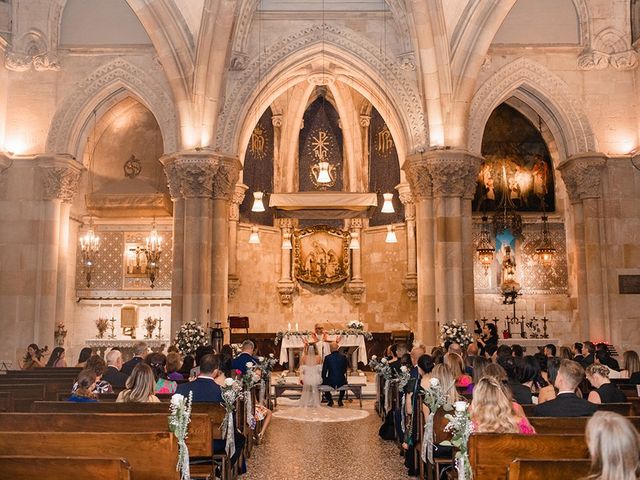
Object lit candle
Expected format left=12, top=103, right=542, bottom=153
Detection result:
left=98, top=302, right=102, bottom=319
left=111, top=304, right=114, bottom=319
left=287, top=322, right=291, bottom=331
left=295, top=323, right=299, bottom=332
left=543, top=304, right=546, bottom=318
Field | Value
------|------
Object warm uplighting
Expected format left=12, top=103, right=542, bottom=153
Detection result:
left=145, top=222, right=163, bottom=288
left=80, top=221, right=100, bottom=288
left=4, top=136, right=28, bottom=155
left=385, top=225, right=398, bottom=244
left=248, top=226, right=261, bottom=244
left=316, top=161, right=332, bottom=184
left=476, top=215, right=495, bottom=275
left=251, top=191, right=266, bottom=212
left=349, top=230, right=360, bottom=250
left=535, top=213, right=556, bottom=268
left=381, top=193, right=395, bottom=213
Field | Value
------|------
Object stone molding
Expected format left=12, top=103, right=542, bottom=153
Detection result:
left=229, top=184, right=248, bottom=221
left=468, top=57, right=596, bottom=156
left=401, top=274, right=417, bottom=302
left=46, top=58, right=178, bottom=157
left=578, top=28, right=639, bottom=71
left=349, top=218, right=364, bottom=230
left=344, top=279, right=366, bottom=305
left=161, top=150, right=242, bottom=200
left=217, top=23, right=427, bottom=155
left=277, top=280, right=296, bottom=305
left=557, top=153, right=607, bottom=203
left=38, top=155, right=83, bottom=203
left=228, top=274, right=241, bottom=299
left=402, top=153, right=433, bottom=200
left=396, top=183, right=415, bottom=221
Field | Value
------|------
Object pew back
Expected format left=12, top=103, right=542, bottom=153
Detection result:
left=522, top=402, right=633, bottom=417
left=0, top=455, right=131, bottom=480
left=530, top=416, right=640, bottom=434
left=0, top=384, right=46, bottom=411
left=507, top=459, right=591, bottom=480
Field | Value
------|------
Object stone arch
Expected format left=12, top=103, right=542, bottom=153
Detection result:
left=216, top=24, right=427, bottom=160
left=46, top=58, right=178, bottom=158
left=468, top=58, right=596, bottom=159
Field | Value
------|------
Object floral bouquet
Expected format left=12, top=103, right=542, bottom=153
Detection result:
left=174, top=321, right=209, bottom=356
left=144, top=316, right=158, bottom=339
left=255, top=354, right=278, bottom=404
left=221, top=378, right=243, bottom=458
left=168, top=392, right=193, bottom=480
left=440, top=320, right=474, bottom=348
left=397, top=364, right=411, bottom=390
left=369, top=356, right=397, bottom=413
left=347, top=320, right=364, bottom=330
left=441, top=401, right=474, bottom=480
left=241, top=361, right=261, bottom=430
left=421, top=378, right=453, bottom=464
left=95, top=318, right=109, bottom=338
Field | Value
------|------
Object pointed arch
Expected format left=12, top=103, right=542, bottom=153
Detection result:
left=467, top=57, right=596, bottom=159
left=46, top=58, right=178, bottom=158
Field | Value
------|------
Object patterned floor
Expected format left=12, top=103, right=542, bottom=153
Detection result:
left=244, top=400, right=413, bottom=480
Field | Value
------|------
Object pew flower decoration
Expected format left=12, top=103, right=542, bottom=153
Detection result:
left=241, top=363, right=261, bottom=430
left=369, top=356, right=397, bottom=413
left=168, top=391, right=193, bottom=480
left=221, top=378, right=243, bottom=458
left=421, top=377, right=453, bottom=464
left=439, top=320, right=474, bottom=348
left=256, top=354, right=278, bottom=404
left=174, top=321, right=209, bottom=356
left=95, top=317, right=109, bottom=339
left=397, top=365, right=411, bottom=390
left=441, top=401, right=474, bottom=480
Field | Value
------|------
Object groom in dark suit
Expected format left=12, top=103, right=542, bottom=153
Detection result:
left=322, top=342, right=348, bottom=407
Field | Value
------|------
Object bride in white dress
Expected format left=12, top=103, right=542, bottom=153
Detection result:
left=299, top=343, right=322, bottom=408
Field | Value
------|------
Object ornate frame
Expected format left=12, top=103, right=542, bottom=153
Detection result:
left=293, top=225, right=350, bottom=286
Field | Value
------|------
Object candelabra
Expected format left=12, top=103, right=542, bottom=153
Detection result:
left=155, top=317, right=163, bottom=339
left=80, top=221, right=100, bottom=288
left=145, top=221, right=162, bottom=288
left=108, top=317, right=116, bottom=339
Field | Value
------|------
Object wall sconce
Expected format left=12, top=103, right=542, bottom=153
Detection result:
left=251, top=191, right=266, bottom=212
left=80, top=220, right=100, bottom=288
left=248, top=226, right=261, bottom=244
left=385, top=225, right=398, bottom=244
left=349, top=230, right=360, bottom=250
left=381, top=192, right=395, bottom=213
left=145, top=221, right=163, bottom=288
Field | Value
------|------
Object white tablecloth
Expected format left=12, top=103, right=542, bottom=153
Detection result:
left=278, top=334, right=368, bottom=365
left=501, top=338, right=559, bottom=351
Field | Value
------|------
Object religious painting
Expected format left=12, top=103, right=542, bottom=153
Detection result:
left=124, top=242, right=149, bottom=278
left=293, top=225, right=350, bottom=286
left=474, top=103, right=555, bottom=212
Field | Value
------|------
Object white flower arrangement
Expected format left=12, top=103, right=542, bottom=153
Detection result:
left=168, top=391, right=193, bottom=480
left=441, top=401, right=475, bottom=480
left=439, top=320, right=474, bottom=348
left=220, top=379, right=243, bottom=458
left=347, top=320, right=364, bottom=330
left=174, top=321, right=209, bottom=356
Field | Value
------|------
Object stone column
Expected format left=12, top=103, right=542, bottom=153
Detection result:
left=397, top=183, right=417, bottom=302
left=558, top=153, right=608, bottom=340
left=277, top=218, right=296, bottom=305
left=344, top=218, right=366, bottom=304
left=228, top=184, right=248, bottom=299
left=164, top=165, right=185, bottom=337
left=360, top=115, right=371, bottom=192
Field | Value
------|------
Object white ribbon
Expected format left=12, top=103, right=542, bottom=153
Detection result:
left=456, top=454, right=472, bottom=480
left=177, top=438, right=190, bottom=480
left=383, top=378, right=392, bottom=413
left=222, top=411, right=236, bottom=459
left=245, top=390, right=255, bottom=430
left=259, top=380, right=266, bottom=404
left=421, top=411, right=435, bottom=464
left=401, top=394, right=406, bottom=433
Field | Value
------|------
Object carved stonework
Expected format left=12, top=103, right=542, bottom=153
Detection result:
left=271, top=115, right=283, bottom=129
left=229, top=184, right=248, bottom=221
left=230, top=51, right=249, bottom=71
left=228, top=274, right=241, bottom=299
left=5, top=27, right=61, bottom=72
left=558, top=153, right=607, bottom=203
left=277, top=280, right=296, bottom=305
left=344, top=279, right=366, bottom=305
left=349, top=218, right=364, bottom=230
left=402, top=275, right=418, bottom=302
left=396, top=183, right=415, bottom=221
left=211, top=162, right=242, bottom=200
left=578, top=28, right=639, bottom=71
left=397, top=52, right=416, bottom=71
left=403, top=153, right=432, bottom=200
left=40, top=159, right=83, bottom=203
left=359, top=115, right=371, bottom=128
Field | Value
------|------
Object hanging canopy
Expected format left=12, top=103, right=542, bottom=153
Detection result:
left=268, top=192, right=378, bottom=219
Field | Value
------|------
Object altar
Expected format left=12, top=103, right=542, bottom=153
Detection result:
left=278, top=334, right=368, bottom=372
left=500, top=338, right=560, bottom=353
left=85, top=338, right=168, bottom=359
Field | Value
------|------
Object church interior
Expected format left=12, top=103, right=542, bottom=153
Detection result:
left=1, top=0, right=640, bottom=479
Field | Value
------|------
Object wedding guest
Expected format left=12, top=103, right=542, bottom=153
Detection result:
left=596, top=343, right=620, bottom=371
left=167, top=345, right=179, bottom=354
left=572, top=342, right=585, bottom=364
left=116, top=363, right=160, bottom=403
left=166, top=352, right=184, bottom=381
left=68, top=369, right=98, bottom=402
left=558, top=346, right=573, bottom=360
left=73, top=355, right=113, bottom=394
left=426, top=363, right=460, bottom=408
left=472, top=356, right=491, bottom=390
left=20, top=343, right=46, bottom=369
left=102, top=349, right=127, bottom=389
left=195, top=345, right=215, bottom=366
left=389, top=343, right=407, bottom=373
left=484, top=362, right=508, bottom=384
left=121, top=342, right=148, bottom=376
left=219, top=345, right=234, bottom=378
left=581, top=341, right=596, bottom=367
left=584, top=411, right=640, bottom=480
left=586, top=364, right=627, bottom=404
left=75, top=347, right=93, bottom=368
left=179, top=354, right=195, bottom=379
left=537, top=357, right=560, bottom=404
left=444, top=353, right=472, bottom=388
left=544, top=344, right=557, bottom=358
left=471, top=376, right=535, bottom=434
left=45, top=347, right=67, bottom=368
left=146, top=352, right=177, bottom=394
left=430, top=347, right=444, bottom=365
left=447, top=342, right=463, bottom=357
left=403, top=349, right=426, bottom=476
left=521, top=355, right=546, bottom=399
left=533, top=360, right=597, bottom=417
left=500, top=356, right=533, bottom=405
left=477, top=323, right=498, bottom=357
left=231, top=340, right=259, bottom=375
left=511, top=344, right=524, bottom=358
left=621, top=350, right=640, bottom=382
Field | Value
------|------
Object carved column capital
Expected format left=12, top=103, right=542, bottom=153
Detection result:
left=359, top=115, right=371, bottom=128
left=558, top=153, right=607, bottom=203
left=277, top=280, right=296, bottom=305
left=38, top=155, right=83, bottom=203
left=396, top=183, right=416, bottom=221
left=278, top=217, right=294, bottom=231
left=344, top=279, right=366, bottom=305
left=349, top=218, right=364, bottom=230
left=161, top=150, right=242, bottom=200
left=402, top=153, right=432, bottom=199
left=271, top=115, right=283, bottom=129
left=425, top=149, right=482, bottom=198
left=229, top=183, right=248, bottom=221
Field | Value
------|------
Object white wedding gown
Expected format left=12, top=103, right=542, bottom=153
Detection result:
left=298, top=361, right=322, bottom=408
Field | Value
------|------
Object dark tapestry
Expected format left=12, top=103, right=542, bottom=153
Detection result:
left=240, top=107, right=274, bottom=226
left=474, top=103, right=555, bottom=213
left=368, top=108, right=404, bottom=226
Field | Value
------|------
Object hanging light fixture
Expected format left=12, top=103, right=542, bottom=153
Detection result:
left=80, top=219, right=100, bottom=288
left=476, top=215, right=495, bottom=275
left=251, top=191, right=266, bottom=212
left=381, top=192, right=395, bottom=213
left=535, top=212, right=556, bottom=268
left=385, top=225, right=398, bottom=244
left=316, top=161, right=332, bottom=184
left=248, top=226, right=261, bottom=244
left=349, top=230, right=360, bottom=250
left=145, top=220, right=163, bottom=288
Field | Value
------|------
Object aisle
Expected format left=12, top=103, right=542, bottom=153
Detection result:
left=244, top=400, right=413, bottom=480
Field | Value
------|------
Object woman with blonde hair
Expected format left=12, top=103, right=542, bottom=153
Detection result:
left=471, top=376, right=535, bottom=434
left=620, top=350, right=640, bottom=380
left=116, top=363, right=160, bottom=403
left=584, top=411, right=640, bottom=480
left=421, top=363, right=460, bottom=418
left=586, top=364, right=627, bottom=404
left=443, top=352, right=472, bottom=388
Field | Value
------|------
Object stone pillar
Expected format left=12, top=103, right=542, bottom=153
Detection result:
left=228, top=184, right=247, bottom=299
left=344, top=218, right=366, bottom=304
left=558, top=153, right=608, bottom=340
left=277, top=218, right=296, bottom=305
left=360, top=115, right=371, bottom=192
left=162, top=150, right=241, bottom=330
left=397, top=183, right=417, bottom=302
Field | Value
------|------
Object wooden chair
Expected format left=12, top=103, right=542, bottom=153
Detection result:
left=0, top=455, right=132, bottom=480
left=507, top=458, right=591, bottom=480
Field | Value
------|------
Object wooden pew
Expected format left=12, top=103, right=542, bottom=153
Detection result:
left=0, top=377, right=75, bottom=401
left=522, top=402, right=633, bottom=417
left=468, top=434, right=588, bottom=480
left=507, top=459, right=591, bottom=480
left=0, top=384, right=46, bottom=411
left=530, top=416, right=640, bottom=434
left=5, top=368, right=81, bottom=377
left=0, top=431, right=179, bottom=480
left=0, top=391, right=12, bottom=412
left=0, top=456, right=132, bottom=480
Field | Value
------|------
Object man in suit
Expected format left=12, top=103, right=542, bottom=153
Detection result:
left=572, top=342, right=584, bottom=364
left=120, top=342, right=148, bottom=377
left=595, top=344, right=620, bottom=371
left=231, top=340, right=259, bottom=375
left=533, top=359, right=597, bottom=417
left=102, top=349, right=128, bottom=389
left=322, top=342, right=348, bottom=407
left=580, top=341, right=596, bottom=367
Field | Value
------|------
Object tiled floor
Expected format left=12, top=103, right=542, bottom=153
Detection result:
left=244, top=400, right=413, bottom=480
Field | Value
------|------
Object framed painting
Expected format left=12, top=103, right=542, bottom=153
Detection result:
left=293, top=225, right=350, bottom=286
